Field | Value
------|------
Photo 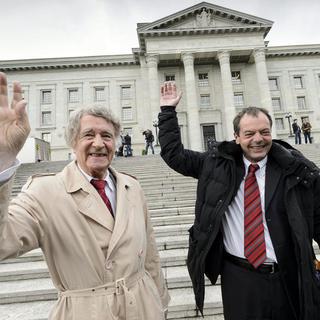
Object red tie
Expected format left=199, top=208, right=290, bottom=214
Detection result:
left=91, top=179, right=114, bottom=218
left=244, top=164, right=266, bottom=268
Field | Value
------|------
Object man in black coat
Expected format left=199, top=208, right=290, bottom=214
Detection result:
left=292, top=119, right=302, bottom=145
left=158, top=82, right=320, bottom=320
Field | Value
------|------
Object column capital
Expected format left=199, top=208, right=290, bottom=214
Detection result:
left=217, top=50, right=230, bottom=65
left=145, top=54, right=159, bottom=68
left=253, top=48, right=266, bottom=63
left=181, top=52, right=194, bottom=67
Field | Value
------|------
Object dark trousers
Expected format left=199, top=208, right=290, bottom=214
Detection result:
left=145, top=141, right=154, bottom=154
left=304, top=132, right=312, bottom=144
left=294, top=132, right=301, bottom=144
left=221, top=259, right=298, bottom=320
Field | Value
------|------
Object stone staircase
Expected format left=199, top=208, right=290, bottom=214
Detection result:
left=1, top=143, right=320, bottom=320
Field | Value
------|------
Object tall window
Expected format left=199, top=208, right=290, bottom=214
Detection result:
left=41, top=111, right=52, bottom=126
left=200, top=94, right=210, bottom=106
left=41, top=132, right=52, bottom=143
left=272, top=97, right=282, bottom=111
left=165, top=75, right=175, bottom=81
left=68, top=88, right=79, bottom=103
left=198, top=73, right=209, bottom=86
left=234, top=93, right=244, bottom=107
left=297, top=96, right=307, bottom=110
left=121, top=86, right=131, bottom=99
left=269, top=77, right=279, bottom=90
left=231, top=71, right=241, bottom=83
left=122, top=107, right=132, bottom=121
left=94, top=87, right=106, bottom=101
left=41, top=90, right=52, bottom=104
left=294, top=76, right=303, bottom=89
left=202, top=125, right=216, bottom=151
left=275, top=118, right=285, bottom=130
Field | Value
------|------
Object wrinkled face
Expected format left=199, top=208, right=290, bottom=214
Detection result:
left=234, top=112, right=272, bottom=163
left=73, top=115, right=116, bottom=179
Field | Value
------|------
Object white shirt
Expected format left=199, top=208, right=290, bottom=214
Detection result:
left=0, top=159, right=20, bottom=183
left=77, top=165, right=117, bottom=215
left=221, top=156, right=277, bottom=263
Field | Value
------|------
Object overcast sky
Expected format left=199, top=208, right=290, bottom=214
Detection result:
left=0, top=0, right=319, bottom=61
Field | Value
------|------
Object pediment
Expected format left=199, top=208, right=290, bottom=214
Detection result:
left=138, top=2, right=273, bottom=32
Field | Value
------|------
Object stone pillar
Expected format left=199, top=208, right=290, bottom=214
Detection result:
left=146, top=54, right=159, bottom=126
left=217, top=51, right=235, bottom=140
left=181, top=52, right=202, bottom=151
left=253, top=48, right=276, bottom=137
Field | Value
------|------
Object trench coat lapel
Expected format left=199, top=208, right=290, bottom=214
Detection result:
left=265, top=159, right=282, bottom=214
left=62, top=161, right=114, bottom=232
left=107, top=167, right=133, bottom=259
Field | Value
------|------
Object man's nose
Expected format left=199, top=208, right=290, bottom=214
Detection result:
left=252, top=132, right=263, bottom=141
left=93, top=134, right=104, bottom=147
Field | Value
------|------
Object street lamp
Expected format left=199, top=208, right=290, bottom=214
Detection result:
left=285, top=112, right=293, bottom=137
left=153, top=120, right=159, bottom=146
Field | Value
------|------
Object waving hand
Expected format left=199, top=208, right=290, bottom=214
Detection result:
left=160, top=81, right=182, bottom=108
left=0, top=72, right=30, bottom=171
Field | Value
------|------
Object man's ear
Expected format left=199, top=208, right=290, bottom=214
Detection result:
left=234, top=132, right=240, bottom=144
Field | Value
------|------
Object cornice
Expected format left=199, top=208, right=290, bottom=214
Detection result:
left=137, top=2, right=273, bottom=52
left=266, top=44, right=320, bottom=58
left=138, top=26, right=271, bottom=53
left=0, top=54, right=139, bottom=72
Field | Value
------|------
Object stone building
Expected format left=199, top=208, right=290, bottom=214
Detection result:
left=1, top=1, right=320, bottom=160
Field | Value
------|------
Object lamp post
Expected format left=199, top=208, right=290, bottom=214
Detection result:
left=285, top=112, right=293, bottom=137
left=153, top=120, right=159, bottom=146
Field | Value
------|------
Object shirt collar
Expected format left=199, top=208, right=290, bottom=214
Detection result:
left=243, top=155, right=268, bottom=173
left=76, top=163, right=115, bottom=192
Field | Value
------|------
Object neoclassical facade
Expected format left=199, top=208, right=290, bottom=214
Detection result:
left=1, top=2, right=320, bottom=160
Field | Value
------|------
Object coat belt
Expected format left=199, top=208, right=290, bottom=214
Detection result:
left=58, top=269, right=145, bottom=320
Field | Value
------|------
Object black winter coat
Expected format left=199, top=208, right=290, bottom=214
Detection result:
left=158, top=108, right=320, bottom=319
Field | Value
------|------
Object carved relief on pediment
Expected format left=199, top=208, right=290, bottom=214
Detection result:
left=196, top=9, right=215, bottom=28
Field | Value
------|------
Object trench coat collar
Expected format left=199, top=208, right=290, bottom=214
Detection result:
left=60, top=161, right=134, bottom=234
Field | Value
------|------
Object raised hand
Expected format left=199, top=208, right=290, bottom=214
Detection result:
left=0, top=72, right=30, bottom=171
left=160, top=81, right=182, bottom=107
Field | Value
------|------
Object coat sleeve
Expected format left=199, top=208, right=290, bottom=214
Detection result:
left=158, top=107, right=206, bottom=179
left=313, top=173, right=320, bottom=246
left=0, top=176, right=44, bottom=261
left=142, top=189, right=170, bottom=311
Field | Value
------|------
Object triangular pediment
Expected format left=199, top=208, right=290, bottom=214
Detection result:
left=138, top=2, right=273, bottom=32
left=137, top=2, right=273, bottom=52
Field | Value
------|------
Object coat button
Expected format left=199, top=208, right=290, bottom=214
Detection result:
left=105, top=260, right=113, bottom=270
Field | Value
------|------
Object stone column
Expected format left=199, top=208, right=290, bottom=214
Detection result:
left=181, top=52, right=202, bottom=151
left=253, top=48, right=276, bottom=137
left=253, top=48, right=273, bottom=110
left=146, top=54, right=159, bottom=126
left=217, top=51, right=235, bottom=140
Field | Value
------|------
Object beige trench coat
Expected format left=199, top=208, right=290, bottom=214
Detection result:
left=0, top=161, right=169, bottom=319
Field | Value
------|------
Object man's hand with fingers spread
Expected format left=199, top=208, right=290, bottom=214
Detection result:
left=0, top=72, right=30, bottom=171
left=160, top=81, right=182, bottom=108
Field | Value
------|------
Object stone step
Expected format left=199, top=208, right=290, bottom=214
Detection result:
left=156, top=235, right=189, bottom=251
left=0, top=285, right=223, bottom=320
left=148, top=200, right=195, bottom=210
left=149, top=206, right=194, bottom=217
left=0, top=259, right=211, bottom=290
left=153, top=214, right=194, bottom=227
left=0, top=267, right=213, bottom=301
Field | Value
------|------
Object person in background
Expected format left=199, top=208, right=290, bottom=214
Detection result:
left=158, top=81, right=320, bottom=320
left=302, top=118, right=312, bottom=144
left=142, top=129, right=155, bottom=155
left=0, top=72, right=169, bottom=320
left=123, top=132, right=132, bottom=157
left=292, top=119, right=301, bottom=145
